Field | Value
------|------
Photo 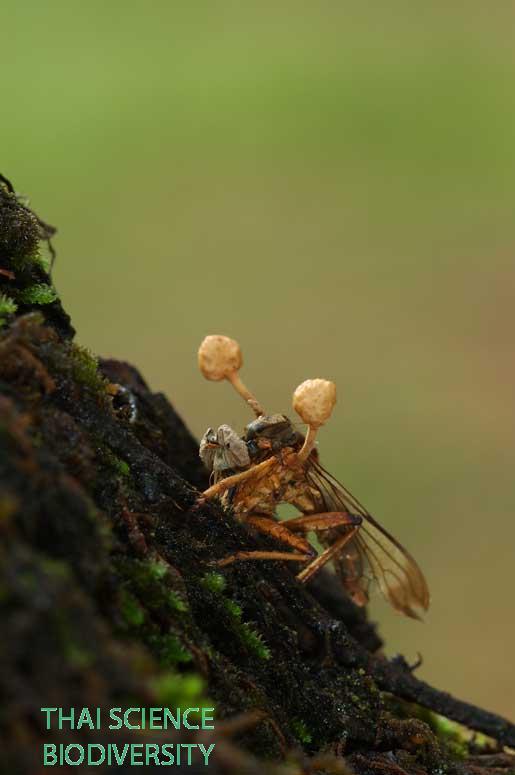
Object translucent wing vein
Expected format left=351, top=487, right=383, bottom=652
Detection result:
left=305, top=459, right=429, bottom=618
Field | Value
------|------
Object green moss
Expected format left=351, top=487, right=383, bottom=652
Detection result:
left=430, top=714, right=469, bottom=760
left=147, top=559, right=169, bottom=581
left=238, top=622, right=270, bottom=659
left=224, top=598, right=242, bottom=617
left=148, top=633, right=192, bottom=666
left=94, top=442, right=131, bottom=479
left=0, top=293, right=17, bottom=316
left=32, top=248, right=52, bottom=273
left=151, top=672, right=212, bottom=711
left=9, top=246, right=52, bottom=274
left=116, top=558, right=193, bottom=671
left=0, top=293, right=17, bottom=327
left=386, top=699, right=473, bottom=762
left=117, top=557, right=189, bottom=618
left=200, top=571, right=226, bottom=593
left=17, top=282, right=57, bottom=306
left=146, top=560, right=189, bottom=612
left=166, top=590, right=189, bottom=613
left=120, top=589, right=146, bottom=628
left=201, top=572, right=271, bottom=660
left=291, top=718, right=313, bottom=744
left=117, top=459, right=130, bottom=476
left=224, top=598, right=270, bottom=660
left=68, top=343, right=108, bottom=393
left=107, top=450, right=130, bottom=477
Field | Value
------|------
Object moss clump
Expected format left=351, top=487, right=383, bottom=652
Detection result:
left=200, top=571, right=226, bottom=594
left=385, top=699, right=473, bottom=762
left=0, top=183, right=40, bottom=262
left=0, top=184, right=74, bottom=339
left=146, top=559, right=169, bottom=581
left=167, top=590, right=188, bottom=613
left=120, top=588, right=146, bottom=628
left=91, top=436, right=131, bottom=480
left=28, top=248, right=52, bottom=274
left=17, top=282, right=57, bottom=306
left=116, top=558, right=192, bottom=670
left=0, top=294, right=17, bottom=328
left=225, top=602, right=271, bottom=659
left=429, top=714, right=470, bottom=760
left=291, top=718, right=313, bottom=744
left=151, top=672, right=212, bottom=711
left=146, top=560, right=189, bottom=613
left=116, top=459, right=130, bottom=477
left=118, top=557, right=189, bottom=618
left=148, top=633, right=192, bottom=666
left=202, top=573, right=271, bottom=661
left=101, top=447, right=131, bottom=478
left=68, top=343, right=109, bottom=393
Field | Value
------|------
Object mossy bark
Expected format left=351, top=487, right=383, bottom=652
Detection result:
left=1, top=178, right=514, bottom=774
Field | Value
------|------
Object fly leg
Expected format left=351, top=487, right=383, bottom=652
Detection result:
left=199, top=457, right=275, bottom=502
left=284, top=511, right=362, bottom=584
left=215, top=514, right=315, bottom=568
left=285, top=511, right=362, bottom=534
left=284, top=512, right=363, bottom=665
left=297, top=529, right=360, bottom=583
left=247, top=515, right=316, bottom=556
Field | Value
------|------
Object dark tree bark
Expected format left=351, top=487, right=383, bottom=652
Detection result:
left=1, top=177, right=514, bottom=774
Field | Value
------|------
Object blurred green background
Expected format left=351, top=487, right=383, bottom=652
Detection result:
left=3, top=2, right=514, bottom=719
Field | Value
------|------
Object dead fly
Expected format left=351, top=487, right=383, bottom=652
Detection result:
left=197, top=335, right=429, bottom=619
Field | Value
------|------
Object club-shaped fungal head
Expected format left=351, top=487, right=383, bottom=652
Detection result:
left=198, top=335, right=242, bottom=382
left=292, top=378, right=337, bottom=429
left=198, top=334, right=265, bottom=416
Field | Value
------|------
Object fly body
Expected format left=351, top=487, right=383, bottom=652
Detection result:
left=197, top=335, right=430, bottom=620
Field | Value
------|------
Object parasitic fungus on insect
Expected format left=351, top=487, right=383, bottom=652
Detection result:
left=292, top=378, right=337, bottom=461
left=198, top=335, right=264, bottom=416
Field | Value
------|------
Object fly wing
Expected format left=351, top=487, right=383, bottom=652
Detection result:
left=305, top=458, right=430, bottom=619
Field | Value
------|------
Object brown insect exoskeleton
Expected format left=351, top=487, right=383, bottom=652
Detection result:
left=197, top=335, right=429, bottom=619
